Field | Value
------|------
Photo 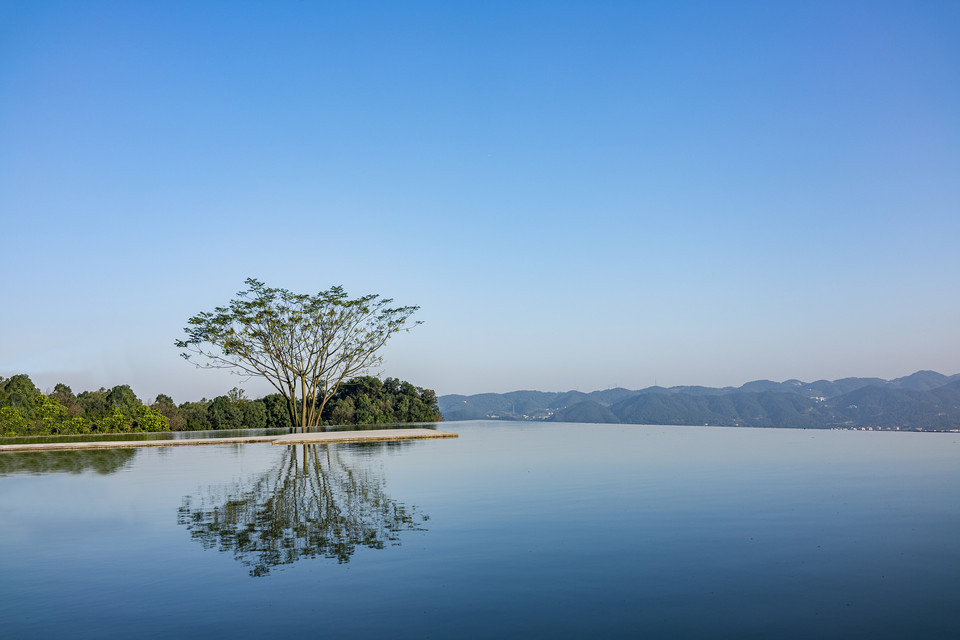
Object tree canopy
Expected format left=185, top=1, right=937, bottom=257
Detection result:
left=325, top=376, right=442, bottom=425
left=0, top=375, right=168, bottom=436
left=176, top=279, right=421, bottom=428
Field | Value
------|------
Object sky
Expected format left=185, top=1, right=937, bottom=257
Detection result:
left=1, top=0, right=958, bottom=402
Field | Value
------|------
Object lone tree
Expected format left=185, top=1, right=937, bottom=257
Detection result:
left=176, top=278, right=420, bottom=429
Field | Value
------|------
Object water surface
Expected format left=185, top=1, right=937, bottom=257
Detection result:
left=1, top=422, right=958, bottom=638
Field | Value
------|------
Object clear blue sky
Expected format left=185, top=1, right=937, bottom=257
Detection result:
left=2, top=1, right=958, bottom=402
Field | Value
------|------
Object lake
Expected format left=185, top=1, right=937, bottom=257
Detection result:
left=1, top=421, right=958, bottom=638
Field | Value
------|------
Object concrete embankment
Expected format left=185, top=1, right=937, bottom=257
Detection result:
left=0, top=429, right=457, bottom=453
left=272, top=428, right=458, bottom=445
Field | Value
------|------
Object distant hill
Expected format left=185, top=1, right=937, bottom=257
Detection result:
left=438, top=371, right=960, bottom=431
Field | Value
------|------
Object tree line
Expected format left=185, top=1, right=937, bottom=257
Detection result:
left=0, top=374, right=441, bottom=437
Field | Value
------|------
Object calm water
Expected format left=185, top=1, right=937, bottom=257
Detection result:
left=1, top=422, right=958, bottom=639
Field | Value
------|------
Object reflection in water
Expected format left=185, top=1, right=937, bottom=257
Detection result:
left=0, top=448, right=138, bottom=475
left=178, top=442, right=428, bottom=577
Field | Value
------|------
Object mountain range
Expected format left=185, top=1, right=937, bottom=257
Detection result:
left=438, top=371, right=960, bottom=431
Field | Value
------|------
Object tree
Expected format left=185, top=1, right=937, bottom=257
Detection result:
left=0, top=374, right=41, bottom=415
left=241, top=400, right=267, bottom=430
left=50, top=383, right=83, bottom=417
left=35, top=395, right=69, bottom=433
left=129, top=404, right=169, bottom=432
left=176, top=278, right=420, bottom=429
left=77, top=388, right=110, bottom=419
left=0, top=406, right=31, bottom=436
left=321, top=376, right=442, bottom=425
left=259, top=393, right=293, bottom=429
left=106, top=385, right=139, bottom=416
left=151, top=394, right=186, bottom=430
left=178, top=400, right=213, bottom=431
left=208, top=395, right=243, bottom=429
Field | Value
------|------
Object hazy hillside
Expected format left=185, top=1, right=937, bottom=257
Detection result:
left=438, top=371, right=960, bottom=431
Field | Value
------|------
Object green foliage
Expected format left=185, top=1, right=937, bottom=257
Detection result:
left=322, top=376, right=442, bottom=425
left=77, top=389, right=110, bottom=418
left=206, top=389, right=269, bottom=430
left=0, top=406, right=32, bottom=436
left=0, top=374, right=41, bottom=415
left=0, top=377, right=85, bottom=435
left=208, top=395, right=243, bottom=430
left=94, top=407, right=122, bottom=433
left=151, top=394, right=186, bottom=430
left=242, top=400, right=267, bottom=430
left=327, top=396, right=355, bottom=425
left=178, top=401, right=213, bottom=431
left=0, top=375, right=173, bottom=437
left=35, top=395, right=69, bottom=433
left=260, top=394, right=293, bottom=430
left=106, top=385, right=139, bottom=416
left=0, top=373, right=439, bottom=437
left=50, top=383, right=83, bottom=417
left=131, top=404, right=169, bottom=432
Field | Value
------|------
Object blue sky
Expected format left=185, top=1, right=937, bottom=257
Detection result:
left=2, top=1, right=958, bottom=402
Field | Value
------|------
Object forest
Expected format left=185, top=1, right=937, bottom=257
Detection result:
left=0, top=374, right=442, bottom=437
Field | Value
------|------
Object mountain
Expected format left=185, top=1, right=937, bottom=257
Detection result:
left=824, top=379, right=960, bottom=430
left=439, top=390, right=562, bottom=421
left=553, top=400, right=620, bottom=424
left=889, top=370, right=956, bottom=391
left=438, top=371, right=960, bottom=431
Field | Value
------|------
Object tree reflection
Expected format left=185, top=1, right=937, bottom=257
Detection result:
left=178, top=442, right=428, bottom=577
left=0, top=448, right=137, bottom=475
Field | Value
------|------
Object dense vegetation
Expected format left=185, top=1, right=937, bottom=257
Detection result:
left=439, top=370, right=960, bottom=431
left=0, top=374, right=441, bottom=437
left=324, top=376, right=444, bottom=426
